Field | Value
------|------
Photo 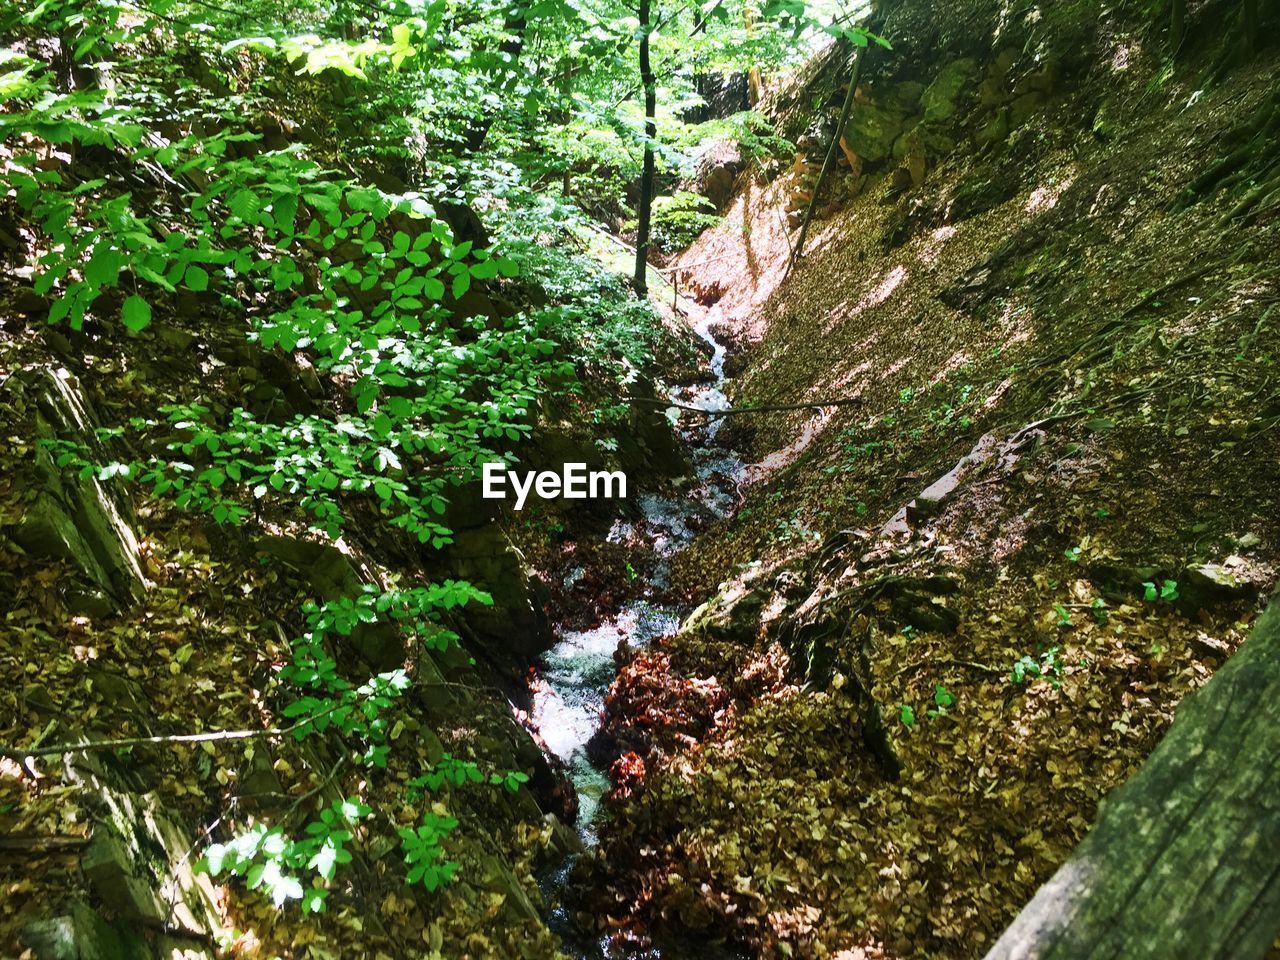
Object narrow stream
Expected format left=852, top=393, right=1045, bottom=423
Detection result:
left=532, top=308, right=745, bottom=955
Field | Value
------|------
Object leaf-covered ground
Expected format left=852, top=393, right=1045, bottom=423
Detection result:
left=575, top=6, right=1280, bottom=957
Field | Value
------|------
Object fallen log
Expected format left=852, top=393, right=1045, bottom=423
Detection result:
left=984, top=588, right=1280, bottom=960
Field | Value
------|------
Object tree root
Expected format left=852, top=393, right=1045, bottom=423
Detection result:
left=1170, top=91, right=1280, bottom=212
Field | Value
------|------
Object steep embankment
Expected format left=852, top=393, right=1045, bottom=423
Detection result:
left=0, top=36, right=696, bottom=960
left=587, top=3, right=1280, bottom=957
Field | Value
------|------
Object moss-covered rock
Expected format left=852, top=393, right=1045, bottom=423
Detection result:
left=921, top=58, right=977, bottom=122
left=843, top=103, right=907, bottom=162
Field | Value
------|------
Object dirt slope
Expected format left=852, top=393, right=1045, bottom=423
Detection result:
left=587, top=4, right=1280, bottom=957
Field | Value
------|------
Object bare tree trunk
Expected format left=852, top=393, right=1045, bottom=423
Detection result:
left=633, top=0, right=657, bottom=296
left=560, top=56, right=573, bottom=196
left=788, top=41, right=871, bottom=272
left=1169, top=0, right=1186, bottom=55
left=985, top=588, right=1280, bottom=960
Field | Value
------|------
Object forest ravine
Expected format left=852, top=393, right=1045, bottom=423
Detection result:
left=2, top=0, right=1279, bottom=958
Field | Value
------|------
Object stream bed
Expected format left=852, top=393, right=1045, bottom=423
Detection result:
left=532, top=310, right=745, bottom=955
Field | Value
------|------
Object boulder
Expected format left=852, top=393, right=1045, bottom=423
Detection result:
left=258, top=535, right=403, bottom=670
left=891, top=590, right=960, bottom=634
left=882, top=80, right=926, bottom=114
left=683, top=71, right=750, bottom=124
left=444, top=525, right=553, bottom=662
left=921, top=58, right=977, bottom=122
left=66, top=756, right=222, bottom=945
left=21, top=900, right=154, bottom=960
left=5, top=367, right=146, bottom=616
left=683, top=575, right=768, bottom=642
left=947, top=171, right=1019, bottom=221
left=843, top=102, right=906, bottom=163
left=1009, top=90, right=1047, bottom=127
left=1179, top=560, right=1263, bottom=613
left=690, top=139, right=743, bottom=211
left=975, top=107, right=1012, bottom=148
left=621, top=378, right=692, bottom=478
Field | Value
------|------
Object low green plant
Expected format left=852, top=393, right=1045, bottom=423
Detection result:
left=927, top=684, right=956, bottom=718
left=1143, top=579, right=1180, bottom=602
left=645, top=191, right=720, bottom=253
left=1010, top=646, right=1063, bottom=688
left=399, top=812, right=460, bottom=891
left=200, top=797, right=372, bottom=913
left=406, top=754, right=531, bottom=797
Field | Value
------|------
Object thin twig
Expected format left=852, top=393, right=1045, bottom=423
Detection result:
left=0, top=705, right=340, bottom=760
left=893, top=658, right=1004, bottom=679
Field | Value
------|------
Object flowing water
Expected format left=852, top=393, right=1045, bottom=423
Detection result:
left=532, top=309, right=745, bottom=955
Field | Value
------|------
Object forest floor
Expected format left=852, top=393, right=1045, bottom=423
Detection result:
left=576, top=16, right=1280, bottom=960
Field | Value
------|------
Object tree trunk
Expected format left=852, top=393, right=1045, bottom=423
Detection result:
left=1169, top=0, right=1186, bottom=55
left=461, top=2, right=527, bottom=153
left=789, top=41, right=871, bottom=271
left=633, top=0, right=657, bottom=296
left=984, top=589, right=1280, bottom=960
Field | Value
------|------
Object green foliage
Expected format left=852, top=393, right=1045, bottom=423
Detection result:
left=400, top=812, right=460, bottom=891
left=927, top=684, right=956, bottom=718
left=902, top=686, right=955, bottom=725
left=199, top=797, right=373, bottom=912
left=9, top=0, right=885, bottom=923
left=646, top=191, right=721, bottom=253
left=489, top=197, right=670, bottom=408
left=1143, top=579, right=1180, bottom=602
left=405, top=754, right=531, bottom=797
left=1010, top=647, right=1063, bottom=688
left=678, top=110, right=795, bottom=163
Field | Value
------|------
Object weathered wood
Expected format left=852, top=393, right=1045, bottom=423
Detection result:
left=985, top=589, right=1280, bottom=960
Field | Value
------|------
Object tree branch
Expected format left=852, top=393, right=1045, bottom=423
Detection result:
left=0, top=708, right=337, bottom=761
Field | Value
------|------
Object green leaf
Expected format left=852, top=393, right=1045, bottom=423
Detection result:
left=185, top=265, right=210, bottom=292
left=121, top=295, right=152, bottom=331
left=85, top=243, right=122, bottom=287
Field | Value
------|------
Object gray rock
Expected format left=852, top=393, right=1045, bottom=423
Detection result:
left=21, top=901, right=148, bottom=960
left=5, top=368, right=146, bottom=616
left=445, top=526, right=552, bottom=662
left=689, top=140, right=743, bottom=211
left=258, top=535, right=403, bottom=669
left=1235, top=532, right=1262, bottom=551
left=83, top=826, right=169, bottom=927
left=881, top=80, right=926, bottom=114
left=683, top=577, right=767, bottom=642
left=1179, top=562, right=1260, bottom=614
